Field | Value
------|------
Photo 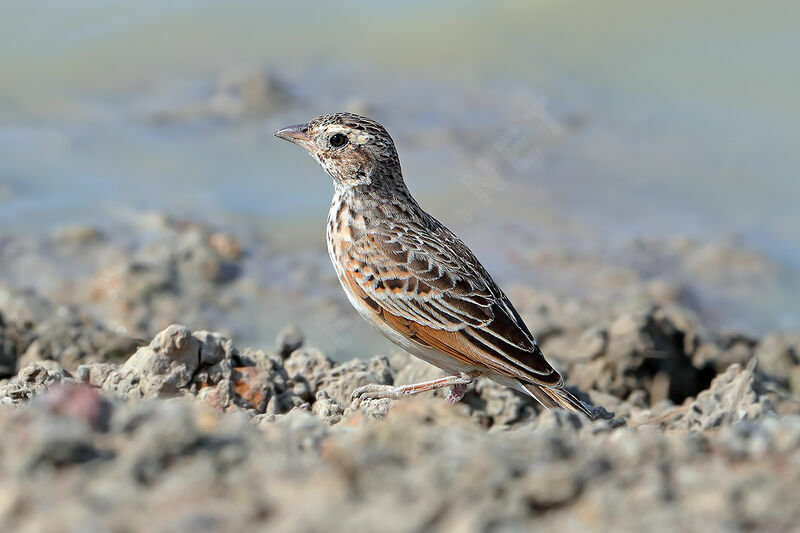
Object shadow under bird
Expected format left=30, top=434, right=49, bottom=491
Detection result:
left=275, top=112, right=597, bottom=419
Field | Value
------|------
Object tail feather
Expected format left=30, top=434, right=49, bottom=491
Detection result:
left=523, top=383, right=596, bottom=420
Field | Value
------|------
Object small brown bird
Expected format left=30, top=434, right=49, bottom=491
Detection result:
left=276, top=113, right=595, bottom=418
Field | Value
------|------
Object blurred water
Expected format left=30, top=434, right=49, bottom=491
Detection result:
left=1, top=0, right=799, bottom=341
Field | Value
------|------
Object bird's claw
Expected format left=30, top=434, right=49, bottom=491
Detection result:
left=350, top=383, right=395, bottom=408
left=446, top=383, right=468, bottom=404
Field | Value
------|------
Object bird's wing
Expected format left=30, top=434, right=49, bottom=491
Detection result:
left=341, top=217, right=562, bottom=387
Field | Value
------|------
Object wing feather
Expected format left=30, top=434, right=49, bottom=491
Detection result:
left=343, top=218, right=562, bottom=388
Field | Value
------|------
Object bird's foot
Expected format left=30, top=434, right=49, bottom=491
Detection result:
left=350, top=383, right=416, bottom=408
left=350, top=374, right=476, bottom=408
left=446, top=383, right=469, bottom=404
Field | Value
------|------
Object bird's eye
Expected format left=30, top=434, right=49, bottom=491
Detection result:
left=329, top=133, right=348, bottom=148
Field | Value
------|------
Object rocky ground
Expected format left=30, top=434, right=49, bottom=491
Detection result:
left=1, top=217, right=799, bottom=533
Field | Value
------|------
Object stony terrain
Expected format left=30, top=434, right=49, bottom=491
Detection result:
left=1, top=217, right=799, bottom=533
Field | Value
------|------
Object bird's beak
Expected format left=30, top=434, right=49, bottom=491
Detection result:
left=274, top=123, right=311, bottom=148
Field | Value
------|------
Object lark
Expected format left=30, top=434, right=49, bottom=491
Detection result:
left=276, top=113, right=595, bottom=418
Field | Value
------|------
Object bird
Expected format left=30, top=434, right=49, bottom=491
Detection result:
left=275, top=112, right=596, bottom=419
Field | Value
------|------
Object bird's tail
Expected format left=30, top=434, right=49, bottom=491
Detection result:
left=523, top=382, right=596, bottom=420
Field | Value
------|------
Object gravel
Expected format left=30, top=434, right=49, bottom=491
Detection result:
left=1, top=217, right=799, bottom=532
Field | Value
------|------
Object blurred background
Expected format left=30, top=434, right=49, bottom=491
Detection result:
left=1, top=0, right=798, bottom=359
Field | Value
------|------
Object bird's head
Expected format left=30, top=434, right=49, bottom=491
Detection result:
left=275, top=112, right=401, bottom=190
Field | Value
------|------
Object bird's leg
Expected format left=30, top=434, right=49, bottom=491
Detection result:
left=351, top=373, right=475, bottom=408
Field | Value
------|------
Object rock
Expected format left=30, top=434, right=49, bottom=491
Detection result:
left=66, top=325, right=315, bottom=418
left=568, top=305, right=714, bottom=404
left=0, top=293, right=138, bottom=377
left=194, top=330, right=234, bottom=366
left=0, top=362, right=77, bottom=403
left=692, top=332, right=757, bottom=374
left=316, top=356, right=394, bottom=406
left=87, top=219, right=244, bottom=339
left=53, top=224, right=105, bottom=246
left=211, top=67, right=296, bottom=118
left=575, top=325, right=608, bottom=360
left=0, top=287, right=52, bottom=328
left=755, top=332, right=800, bottom=394
left=230, top=366, right=270, bottom=411
left=661, top=360, right=774, bottom=430
left=463, top=378, right=538, bottom=428
left=16, top=307, right=139, bottom=372
left=284, top=347, right=335, bottom=389
left=275, top=325, right=305, bottom=358
left=150, top=67, right=296, bottom=123
left=2, top=267, right=800, bottom=532
left=40, top=383, right=113, bottom=431
left=0, top=306, right=799, bottom=532
left=0, top=311, right=22, bottom=378
left=311, top=391, right=345, bottom=425
left=208, top=232, right=243, bottom=261
left=117, top=324, right=201, bottom=398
